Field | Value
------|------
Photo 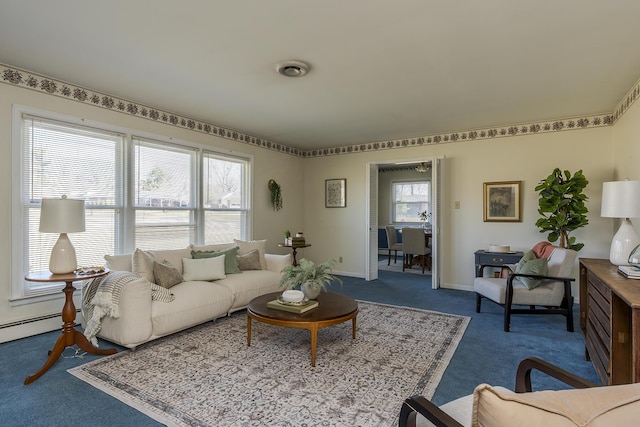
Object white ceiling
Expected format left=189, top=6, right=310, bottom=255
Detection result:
left=2, top=1, right=640, bottom=151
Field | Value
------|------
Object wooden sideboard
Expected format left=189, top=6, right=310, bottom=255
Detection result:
left=579, top=258, right=640, bottom=384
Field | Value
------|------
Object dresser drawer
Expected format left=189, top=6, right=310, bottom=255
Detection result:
left=474, top=251, right=523, bottom=266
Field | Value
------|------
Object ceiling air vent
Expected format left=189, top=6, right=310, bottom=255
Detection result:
left=276, top=60, right=310, bottom=77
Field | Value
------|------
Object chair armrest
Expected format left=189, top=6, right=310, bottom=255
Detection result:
left=508, top=273, right=575, bottom=283
left=515, top=357, right=599, bottom=393
left=399, top=396, right=463, bottom=427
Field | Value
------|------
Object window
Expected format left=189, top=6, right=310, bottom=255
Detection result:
left=392, top=181, right=431, bottom=223
left=13, top=108, right=251, bottom=301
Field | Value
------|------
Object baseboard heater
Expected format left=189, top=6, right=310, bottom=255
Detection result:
left=0, top=309, right=80, bottom=330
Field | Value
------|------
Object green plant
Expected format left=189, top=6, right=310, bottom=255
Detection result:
left=279, top=258, right=342, bottom=293
left=284, top=230, right=291, bottom=238
left=535, top=168, right=589, bottom=251
left=419, top=211, right=431, bottom=222
left=268, top=179, right=283, bottom=211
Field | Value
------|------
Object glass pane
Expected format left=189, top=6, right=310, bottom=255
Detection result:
left=203, top=155, right=244, bottom=209
left=204, top=211, right=245, bottom=243
left=134, top=142, right=193, bottom=208
left=135, top=210, right=194, bottom=250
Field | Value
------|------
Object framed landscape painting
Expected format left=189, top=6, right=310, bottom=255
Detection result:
left=325, top=178, right=346, bottom=208
left=483, top=181, right=522, bottom=222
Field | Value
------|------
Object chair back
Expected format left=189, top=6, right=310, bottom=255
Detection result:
left=546, top=248, right=577, bottom=278
left=385, top=226, right=398, bottom=247
left=401, top=228, right=428, bottom=255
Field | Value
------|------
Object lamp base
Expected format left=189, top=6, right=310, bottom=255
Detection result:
left=609, top=219, right=640, bottom=266
left=49, top=233, right=78, bottom=274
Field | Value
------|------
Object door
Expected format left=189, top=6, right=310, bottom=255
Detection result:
left=366, top=163, right=379, bottom=280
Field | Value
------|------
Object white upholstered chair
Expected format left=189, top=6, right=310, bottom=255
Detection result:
left=474, top=247, right=576, bottom=332
left=399, top=357, right=640, bottom=427
left=385, top=225, right=402, bottom=265
left=401, top=227, right=431, bottom=274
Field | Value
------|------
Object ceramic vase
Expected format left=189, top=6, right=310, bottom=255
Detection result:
left=301, top=283, right=320, bottom=300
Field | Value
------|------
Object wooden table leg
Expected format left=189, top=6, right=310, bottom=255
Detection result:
left=352, top=316, right=357, bottom=339
left=310, top=325, right=318, bottom=367
left=247, top=315, right=252, bottom=346
left=24, top=281, right=116, bottom=385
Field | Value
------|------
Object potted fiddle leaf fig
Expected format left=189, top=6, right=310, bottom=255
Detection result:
left=535, top=168, right=589, bottom=251
left=279, top=258, right=342, bottom=300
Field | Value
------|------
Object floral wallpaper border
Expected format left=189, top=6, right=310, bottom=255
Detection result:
left=2, top=63, right=637, bottom=158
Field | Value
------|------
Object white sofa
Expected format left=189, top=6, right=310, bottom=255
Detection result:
left=81, top=241, right=291, bottom=348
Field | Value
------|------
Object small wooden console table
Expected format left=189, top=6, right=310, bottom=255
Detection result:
left=579, top=258, right=640, bottom=385
left=23, top=269, right=117, bottom=385
left=278, top=243, right=311, bottom=266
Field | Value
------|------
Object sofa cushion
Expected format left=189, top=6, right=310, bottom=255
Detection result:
left=182, top=256, right=226, bottom=281
left=472, top=382, right=640, bottom=427
left=237, top=249, right=262, bottom=271
left=104, top=253, right=132, bottom=271
left=132, top=248, right=155, bottom=283
left=234, top=239, right=267, bottom=270
left=153, top=261, right=183, bottom=289
left=191, top=246, right=241, bottom=274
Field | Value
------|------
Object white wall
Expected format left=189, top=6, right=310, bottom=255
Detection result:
left=302, top=127, right=614, bottom=291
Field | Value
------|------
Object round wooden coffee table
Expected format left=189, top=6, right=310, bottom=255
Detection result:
left=247, top=291, right=358, bottom=367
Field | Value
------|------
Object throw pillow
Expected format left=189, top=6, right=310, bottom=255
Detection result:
left=132, top=248, right=155, bottom=283
left=191, top=246, right=240, bottom=274
left=153, top=260, right=183, bottom=289
left=234, top=239, right=267, bottom=270
left=237, top=249, right=262, bottom=271
left=182, top=256, right=226, bottom=281
left=515, top=250, right=549, bottom=289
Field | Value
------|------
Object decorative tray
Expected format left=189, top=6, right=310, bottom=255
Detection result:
left=277, top=297, right=312, bottom=306
left=75, top=266, right=106, bottom=275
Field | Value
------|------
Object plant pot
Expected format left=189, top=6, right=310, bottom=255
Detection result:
left=301, top=283, right=321, bottom=300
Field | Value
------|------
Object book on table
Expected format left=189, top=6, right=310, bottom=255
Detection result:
left=267, top=299, right=319, bottom=313
left=618, top=265, right=640, bottom=279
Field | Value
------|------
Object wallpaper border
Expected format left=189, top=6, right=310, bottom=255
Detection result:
left=2, top=63, right=636, bottom=159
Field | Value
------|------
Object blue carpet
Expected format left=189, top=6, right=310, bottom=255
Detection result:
left=0, top=270, right=598, bottom=426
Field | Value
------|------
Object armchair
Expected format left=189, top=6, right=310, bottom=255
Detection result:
left=399, top=357, right=640, bottom=427
left=474, top=245, right=576, bottom=332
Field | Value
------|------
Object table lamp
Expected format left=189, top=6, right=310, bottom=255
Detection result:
left=601, top=180, right=640, bottom=265
left=39, top=195, right=86, bottom=274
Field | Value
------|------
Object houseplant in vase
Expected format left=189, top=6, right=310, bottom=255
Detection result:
left=279, top=258, right=342, bottom=300
left=535, top=168, right=589, bottom=251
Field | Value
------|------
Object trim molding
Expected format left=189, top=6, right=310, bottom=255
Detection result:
left=3, top=63, right=638, bottom=158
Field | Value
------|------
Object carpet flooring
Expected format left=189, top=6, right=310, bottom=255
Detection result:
left=378, top=256, right=431, bottom=276
left=69, top=301, right=468, bottom=427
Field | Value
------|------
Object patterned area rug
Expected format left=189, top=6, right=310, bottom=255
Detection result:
left=69, top=301, right=468, bottom=427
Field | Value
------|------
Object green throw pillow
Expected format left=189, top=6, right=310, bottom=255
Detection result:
left=514, top=251, right=549, bottom=289
left=191, top=246, right=240, bottom=274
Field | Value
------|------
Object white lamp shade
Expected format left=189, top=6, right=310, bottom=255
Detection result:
left=601, top=180, right=640, bottom=218
left=39, top=197, right=85, bottom=233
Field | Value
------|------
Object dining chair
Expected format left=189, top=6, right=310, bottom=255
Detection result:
left=385, top=225, right=402, bottom=265
left=401, top=227, right=431, bottom=273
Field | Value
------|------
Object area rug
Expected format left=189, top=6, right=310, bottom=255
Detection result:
left=69, top=301, right=469, bottom=427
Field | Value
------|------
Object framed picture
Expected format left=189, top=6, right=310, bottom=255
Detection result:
left=483, top=181, right=522, bottom=222
left=325, top=178, right=347, bottom=208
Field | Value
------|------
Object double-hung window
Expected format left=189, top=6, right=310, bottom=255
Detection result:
left=16, top=114, right=125, bottom=298
left=392, top=181, right=431, bottom=223
left=13, top=108, right=251, bottom=302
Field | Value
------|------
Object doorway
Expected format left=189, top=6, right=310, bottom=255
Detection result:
left=365, top=156, right=444, bottom=289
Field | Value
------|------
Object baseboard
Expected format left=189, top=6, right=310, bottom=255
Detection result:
left=0, top=310, right=84, bottom=344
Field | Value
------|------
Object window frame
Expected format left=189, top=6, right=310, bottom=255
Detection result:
left=11, top=106, right=253, bottom=304
left=391, top=179, right=432, bottom=224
